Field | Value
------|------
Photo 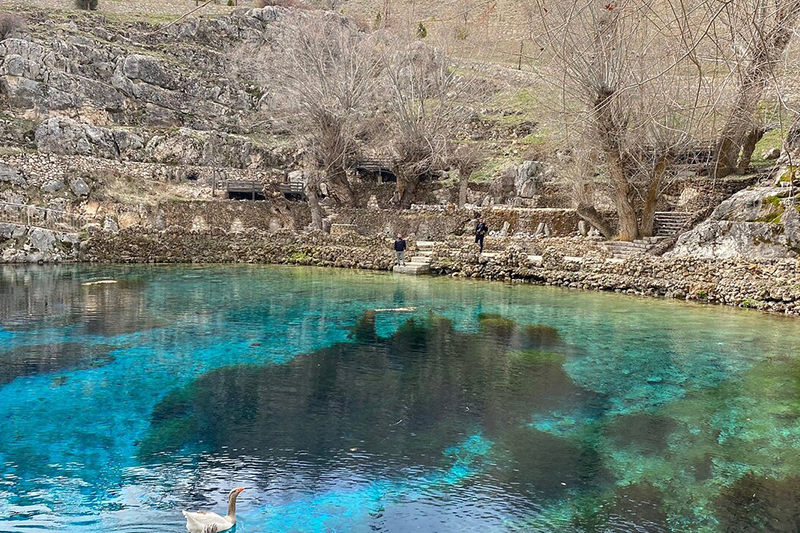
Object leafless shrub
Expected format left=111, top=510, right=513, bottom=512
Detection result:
left=381, top=39, right=484, bottom=208
left=0, top=13, right=24, bottom=40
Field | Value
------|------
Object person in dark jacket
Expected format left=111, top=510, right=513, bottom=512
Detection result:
left=475, top=218, right=488, bottom=253
left=394, top=234, right=407, bottom=265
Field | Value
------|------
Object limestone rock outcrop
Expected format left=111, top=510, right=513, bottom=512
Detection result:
left=667, top=187, right=800, bottom=259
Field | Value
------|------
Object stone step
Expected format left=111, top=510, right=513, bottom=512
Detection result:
left=393, top=263, right=430, bottom=275
left=409, top=256, right=431, bottom=263
left=416, top=241, right=436, bottom=249
left=654, top=211, right=692, bottom=217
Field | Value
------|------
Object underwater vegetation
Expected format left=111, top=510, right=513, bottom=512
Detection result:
left=142, top=312, right=608, bottom=500
left=143, top=310, right=800, bottom=532
left=5, top=265, right=800, bottom=532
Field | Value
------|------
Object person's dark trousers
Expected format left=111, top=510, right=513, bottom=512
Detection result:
left=476, top=235, right=484, bottom=252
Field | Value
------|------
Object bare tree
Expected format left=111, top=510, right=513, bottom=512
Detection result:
left=450, top=144, right=484, bottom=208
left=708, top=0, right=800, bottom=179
left=241, top=15, right=382, bottom=213
left=531, top=0, right=717, bottom=241
left=381, top=40, right=477, bottom=208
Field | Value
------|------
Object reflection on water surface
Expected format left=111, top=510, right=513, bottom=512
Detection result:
left=2, top=264, right=800, bottom=532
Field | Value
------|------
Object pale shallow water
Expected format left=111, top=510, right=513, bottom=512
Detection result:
left=2, top=264, right=800, bottom=532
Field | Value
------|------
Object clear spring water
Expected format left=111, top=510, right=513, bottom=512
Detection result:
left=2, top=265, right=800, bottom=533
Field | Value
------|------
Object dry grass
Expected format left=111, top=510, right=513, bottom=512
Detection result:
left=0, top=0, right=250, bottom=20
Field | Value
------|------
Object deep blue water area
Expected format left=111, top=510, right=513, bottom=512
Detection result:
left=2, top=264, right=800, bottom=532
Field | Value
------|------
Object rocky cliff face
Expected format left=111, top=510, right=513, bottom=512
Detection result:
left=0, top=6, right=301, bottom=160
left=0, top=5, right=314, bottom=261
left=667, top=186, right=800, bottom=259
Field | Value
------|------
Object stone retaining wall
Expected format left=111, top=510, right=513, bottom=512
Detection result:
left=82, top=228, right=395, bottom=270
left=430, top=245, right=800, bottom=316
left=335, top=207, right=580, bottom=240
left=156, top=200, right=309, bottom=233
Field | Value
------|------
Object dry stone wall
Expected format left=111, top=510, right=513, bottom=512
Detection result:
left=82, top=228, right=395, bottom=270
left=336, top=206, right=580, bottom=240
left=430, top=246, right=800, bottom=316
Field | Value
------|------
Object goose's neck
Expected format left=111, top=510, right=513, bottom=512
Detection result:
left=226, top=494, right=239, bottom=522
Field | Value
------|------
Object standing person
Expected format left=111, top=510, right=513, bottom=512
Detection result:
left=475, top=218, right=488, bottom=253
left=394, top=234, right=407, bottom=266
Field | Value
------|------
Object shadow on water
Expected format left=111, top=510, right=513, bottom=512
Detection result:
left=142, top=312, right=612, bottom=500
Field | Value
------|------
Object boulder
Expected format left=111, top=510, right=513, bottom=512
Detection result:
left=709, top=187, right=789, bottom=222
left=122, top=54, right=177, bottom=90
left=667, top=187, right=800, bottom=259
left=40, top=179, right=65, bottom=194
left=35, top=117, right=143, bottom=159
left=763, top=147, right=781, bottom=160
left=103, top=217, right=120, bottom=233
left=69, top=177, right=91, bottom=196
left=28, top=227, right=56, bottom=253
left=0, top=163, right=26, bottom=187
left=0, top=223, right=16, bottom=240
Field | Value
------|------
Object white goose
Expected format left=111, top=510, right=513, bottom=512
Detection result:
left=183, top=488, right=245, bottom=533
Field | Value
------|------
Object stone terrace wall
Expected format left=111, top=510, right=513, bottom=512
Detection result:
left=430, top=246, right=800, bottom=316
left=82, top=228, right=395, bottom=270
left=336, top=207, right=580, bottom=240
left=157, top=200, right=310, bottom=232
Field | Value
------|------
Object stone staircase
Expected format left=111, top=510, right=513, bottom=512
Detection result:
left=393, top=240, right=435, bottom=275
left=603, top=238, right=662, bottom=258
left=654, top=211, right=693, bottom=237
left=603, top=212, right=693, bottom=258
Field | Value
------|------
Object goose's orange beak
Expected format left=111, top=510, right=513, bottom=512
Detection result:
left=235, top=487, right=245, bottom=494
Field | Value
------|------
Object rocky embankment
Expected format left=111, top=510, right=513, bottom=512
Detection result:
left=77, top=227, right=800, bottom=316
left=430, top=245, right=800, bottom=315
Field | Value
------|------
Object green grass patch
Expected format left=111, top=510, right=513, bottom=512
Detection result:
left=739, top=299, right=761, bottom=309
left=471, top=156, right=511, bottom=183
left=751, top=128, right=785, bottom=169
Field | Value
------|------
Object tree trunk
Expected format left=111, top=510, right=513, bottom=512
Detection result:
left=306, top=178, right=324, bottom=231
left=576, top=204, right=614, bottom=239
left=458, top=171, right=469, bottom=208
left=327, top=167, right=356, bottom=207
left=594, top=89, right=639, bottom=241
left=736, top=128, right=764, bottom=174
left=393, top=166, right=420, bottom=209
left=614, top=183, right=640, bottom=241
left=640, top=154, right=669, bottom=237
left=711, top=81, right=763, bottom=179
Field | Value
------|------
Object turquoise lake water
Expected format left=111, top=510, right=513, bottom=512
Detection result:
left=2, top=264, right=800, bottom=532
